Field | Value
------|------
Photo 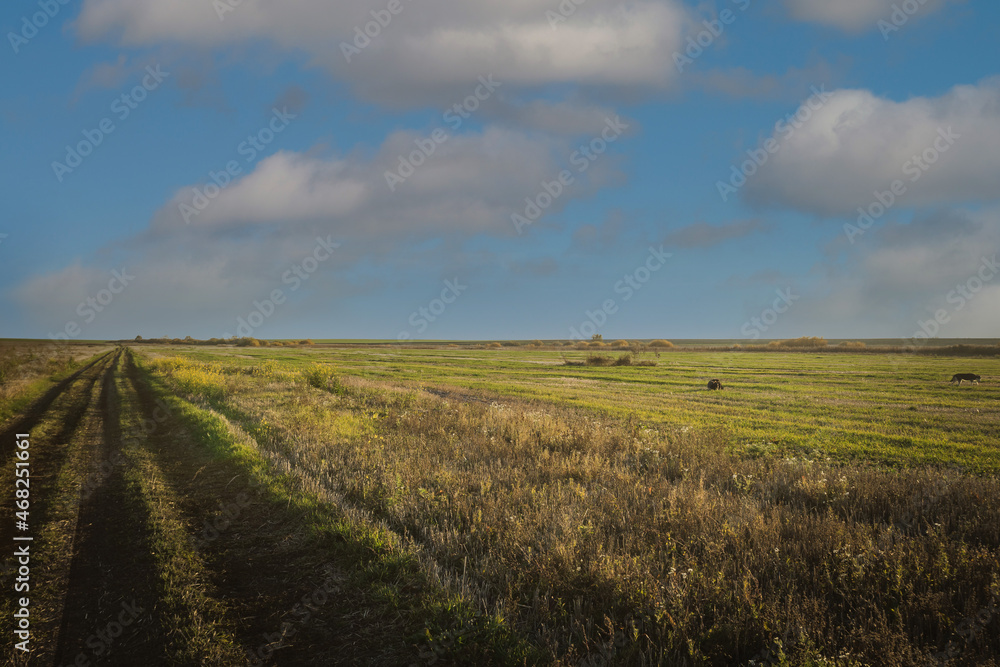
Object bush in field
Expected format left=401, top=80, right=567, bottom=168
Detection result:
left=251, top=360, right=278, bottom=377
left=839, top=341, right=867, bottom=349
left=770, top=336, right=828, bottom=349
left=649, top=340, right=674, bottom=348
left=486, top=342, right=502, bottom=349
left=585, top=354, right=638, bottom=366
left=614, top=353, right=633, bottom=366
left=149, top=357, right=227, bottom=400
left=612, top=339, right=630, bottom=348
left=585, top=354, right=613, bottom=366
left=303, top=365, right=346, bottom=395
left=583, top=353, right=655, bottom=367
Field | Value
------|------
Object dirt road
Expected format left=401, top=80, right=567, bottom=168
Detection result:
left=3, top=349, right=401, bottom=665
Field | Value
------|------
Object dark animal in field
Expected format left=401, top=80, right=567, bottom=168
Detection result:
left=951, top=373, right=981, bottom=385
left=707, top=379, right=723, bottom=390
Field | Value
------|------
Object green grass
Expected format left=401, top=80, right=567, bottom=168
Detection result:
left=132, top=344, right=1000, bottom=664
left=140, top=345, right=1000, bottom=473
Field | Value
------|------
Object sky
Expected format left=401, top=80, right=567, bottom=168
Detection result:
left=1, top=0, right=998, bottom=342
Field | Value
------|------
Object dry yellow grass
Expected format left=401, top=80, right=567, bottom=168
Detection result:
left=142, top=352, right=1000, bottom=664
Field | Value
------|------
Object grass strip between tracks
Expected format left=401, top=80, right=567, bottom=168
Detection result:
left=130, top=350, right=541, bottom=665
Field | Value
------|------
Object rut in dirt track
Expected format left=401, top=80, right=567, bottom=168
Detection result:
left=121, top=350, right=407, bottom=664
left=0, top=351, right=113, bottom=469
left=5, top=348, right=416, bottom=664
left=121, top=351, right=304, bottom=661
left=52, top=350, right=166, bottom=665
left=0, top=352, right=115, bottom=552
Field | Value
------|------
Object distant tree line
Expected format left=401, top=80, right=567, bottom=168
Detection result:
left=130, top=336, right=314, bottom=348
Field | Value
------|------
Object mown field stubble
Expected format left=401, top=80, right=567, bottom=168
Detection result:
left=3, top=341, right=1000, bottom=665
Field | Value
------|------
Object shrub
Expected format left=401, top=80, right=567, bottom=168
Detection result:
left=613, top=353, right=633, bottom=366
left=612, top=340, right=630, bottom=348
left=486, top=342, right=503, bottom=349
left=839, top=341, right=867, bottom=349
left=775, top=336, right=828, bottom=348
left=585, top=354, right=614, bottom=366
left=649, top=340, right=674, bottom=348
left=251, top=360, right=278, bottom=377
left=303, top=365, right=346, bottom=395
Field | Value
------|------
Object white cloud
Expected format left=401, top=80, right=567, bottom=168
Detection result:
left=788, top=207, right=1000, bottom=337
left=75, top=0, right=688, bottom=104
left=742, top=79, right=1000, bottom=217
left=154, top=125, right=620, bottom=236
left=15, top=124, right=625, bottom=335
left=783, top=0, right=949, bottom=32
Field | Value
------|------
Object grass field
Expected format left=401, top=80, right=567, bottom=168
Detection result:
left=2, top=342, right=999, bottom=665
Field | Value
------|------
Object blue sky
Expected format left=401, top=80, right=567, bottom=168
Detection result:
left=1, top=0, right=998, bottom=341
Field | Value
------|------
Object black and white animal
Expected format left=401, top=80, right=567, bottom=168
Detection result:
left=950, top=373, right=981, bottom=385
left=707, top=379, right=723, bottom=390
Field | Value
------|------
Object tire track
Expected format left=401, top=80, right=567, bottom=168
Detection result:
left=4, top=351, right=118, bottom=665
left=0, top=350, right=113, bottom=468
left=122, top=352, right=389, bottom=664
left=53, top=350, right=167, bottom=665
left=116, top=351, right=250, bottom=664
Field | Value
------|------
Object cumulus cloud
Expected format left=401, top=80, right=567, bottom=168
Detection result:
left=153, top=125, right=619, bottom=237
left=789, top=207, right=1000, bottom=338
left=784, top=0, right=949, bottom=32
left=741, top=79, right=1000, bottom=217
left=14, top=124, right=624, bottom=335
left=75, top=0, right=689, bottom=105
